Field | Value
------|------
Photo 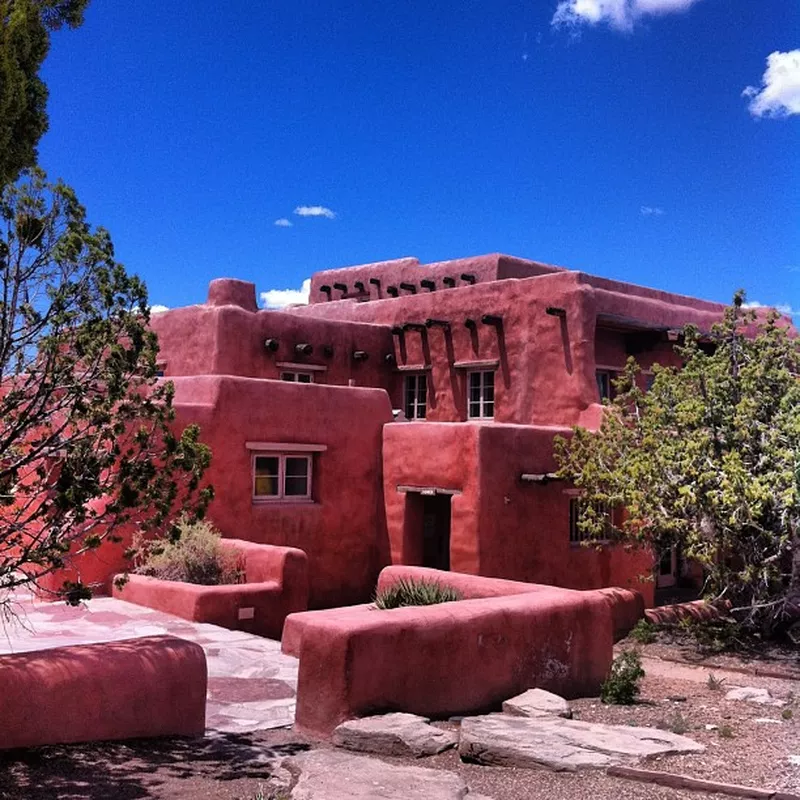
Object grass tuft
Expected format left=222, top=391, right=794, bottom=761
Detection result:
left=374, top=577, right=462, bottom=609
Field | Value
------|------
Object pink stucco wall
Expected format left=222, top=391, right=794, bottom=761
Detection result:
left=288, top=570, right=621, bottom=736
left=0, top=636, right=206, bottom=749
left=168, top=376, right=392, bottom=608
left=113, top=540, right=308, bottom=639
left=380, top=422, right=655, bottom=604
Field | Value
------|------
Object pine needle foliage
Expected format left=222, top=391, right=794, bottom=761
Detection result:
left=555, top=294, right=800, bottom=638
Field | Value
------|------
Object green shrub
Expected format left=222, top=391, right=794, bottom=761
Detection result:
left=134, top=517, right=244, bottom=586
left=629, top=619, right=657, bottom=644
left=601, top=650, right=645, bottom=705
left=374, top=578, right=462, bottom=609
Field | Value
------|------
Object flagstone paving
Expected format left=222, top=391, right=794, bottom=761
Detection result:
left=0, top=592, right=299, bottom=734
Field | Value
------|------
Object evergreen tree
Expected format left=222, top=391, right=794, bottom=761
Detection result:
left=0, top=0, right=89, bottom=187
left=555, top=296, right=800, bottom=638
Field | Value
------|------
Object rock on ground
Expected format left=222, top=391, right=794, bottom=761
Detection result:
left=502, top=688, right=572, bottom=718
left=459, top=713, right=705, bottom=772
left=332, top=712, right=458, bottom=757
left=285, top=750, right=492, bottom=799
left=725, top=686, right=787, bottom=707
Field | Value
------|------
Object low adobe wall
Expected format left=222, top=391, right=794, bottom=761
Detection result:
left=0, top=635, right=206, bottom=749
left=378, top=565, right=644, bottom=640
left=114, top=540, right=308, bottom=640
left=287, top=567, right=638, bottom=736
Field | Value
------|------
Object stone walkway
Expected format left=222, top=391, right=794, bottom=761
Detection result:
left=0, top=592, right=299, bottom=734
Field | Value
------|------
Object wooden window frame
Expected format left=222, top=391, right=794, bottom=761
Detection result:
left=252, top=453, right=313, bottom=502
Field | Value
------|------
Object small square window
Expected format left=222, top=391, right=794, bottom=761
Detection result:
left=281, top=371, right=314, bottom=383
left=253, top=454, right=312, bottom=501
left=569, top=498, right=613, bottom=545
left=467, top=370, right=494, bottom=419
left=404, top=373, right=427, bottom=420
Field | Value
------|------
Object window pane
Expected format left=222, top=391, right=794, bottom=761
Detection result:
left=484, top=371, right=494, bottom=391
left=254, top=456, right=279, bottom=496
left=284, top=457, right=309, bottom=496
left=284, top=475, right=309, bottom=496
left=469, top=381, right=482, bottom=403
left=482, top=400, right=494, bottom=418
left=469, top=400, right=481, bottom=417
left=298, top=373, right=312, bottom=383
left=281, top=373, right=296, bottom=382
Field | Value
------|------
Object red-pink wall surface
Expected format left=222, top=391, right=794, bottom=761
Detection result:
left=113, top=540, right=308, bottom=639
left=381, top=422, right=655, bottom=604
left=308, top=253, right=565, bottom=304
left=290, top=579, right=617, bottom=736
left=168, top=375, right=393, bottom=608
left=150, top=280, right=393, bottom=391
left=292, top=268, right=727, bottom=428
left=0, top=635, right=206, bottom=749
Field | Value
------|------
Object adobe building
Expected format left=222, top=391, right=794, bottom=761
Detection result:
left=142, top=253, right=731, bottom=609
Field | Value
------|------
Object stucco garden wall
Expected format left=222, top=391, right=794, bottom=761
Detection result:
left=0, top=635, right=206, bottom=749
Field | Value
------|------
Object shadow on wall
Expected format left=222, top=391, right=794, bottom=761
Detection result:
left=0, top=733, right=309, bottom=800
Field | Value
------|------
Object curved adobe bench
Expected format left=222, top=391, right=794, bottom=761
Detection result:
left=0, top=635, right=206, bottom=749
left=114, top=540, right=308, bottom=640
left=284, top=566, right=645, bottom=736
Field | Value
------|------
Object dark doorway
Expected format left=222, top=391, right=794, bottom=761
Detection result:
left=421, top=494, right=451, bottom=570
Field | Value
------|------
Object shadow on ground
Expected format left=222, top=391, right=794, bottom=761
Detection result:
left=0, top=732, right=309, bottom=799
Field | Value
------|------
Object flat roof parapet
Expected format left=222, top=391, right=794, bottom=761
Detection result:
left=207, top=278, right=258, bottom=312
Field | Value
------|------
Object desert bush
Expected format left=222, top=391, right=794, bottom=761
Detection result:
left=707, top=672, right=726, bottom=691
left=656, top=711, right=689, bottom=735
left=629, top=619, right=657, bottom=644
left=133, top=517, right=244, bottom=586
left=374, top=578, right=462, bottom=609
left=601, top=650, right=645, bottom=705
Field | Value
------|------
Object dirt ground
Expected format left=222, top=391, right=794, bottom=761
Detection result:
left=1, top=634, right=798, bottom=800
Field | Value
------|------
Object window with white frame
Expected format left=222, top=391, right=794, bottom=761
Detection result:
left=253, top=454, right=312, bottom=500
left=281, top=371, right=313, bottom=383
left=404, top=373, right=427, bottom=420
left=467, top=370, right=494, bottom=419
left=569, top=497, right=613, bottom=544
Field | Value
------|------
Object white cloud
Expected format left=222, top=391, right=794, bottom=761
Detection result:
left=552, top=0, right=702, bottom=31
left=274, top=218, right=293, bottom=227
left=743, top=300, right=799, bottom=318
left=260, top=278, right=311, bottom=310
left=640, top=205, right=664, bottom=216
left=742, top=50, right=800, bottom=119
left=294, top=205, right=337, bottom=220
left=149, top=304, right=169, bottom=314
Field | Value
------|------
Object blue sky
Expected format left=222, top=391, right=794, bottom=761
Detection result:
left=38, top=0, right=798, bottom=313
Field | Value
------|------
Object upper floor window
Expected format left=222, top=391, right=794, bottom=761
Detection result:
left=468, top=370, right=494, bottom=419
left=281, top=371, right=313, bottom=383
left=596, top=370, right=616, bottom=402
left=404, top=373, right=427, bottom=420
left=569, top=497, right=612, bottom=545
left=253, top=453, right=312, bottom=501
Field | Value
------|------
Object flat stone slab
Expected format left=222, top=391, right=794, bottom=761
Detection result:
left=286, top=750, right=492, bottom=799
left=725, top=686, right=787, bottom=707
left=458, top=713, right=705, bottom=772
left=332, top=712, right=458, bottom=757
left=502, top=688, right=572, bottom=718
